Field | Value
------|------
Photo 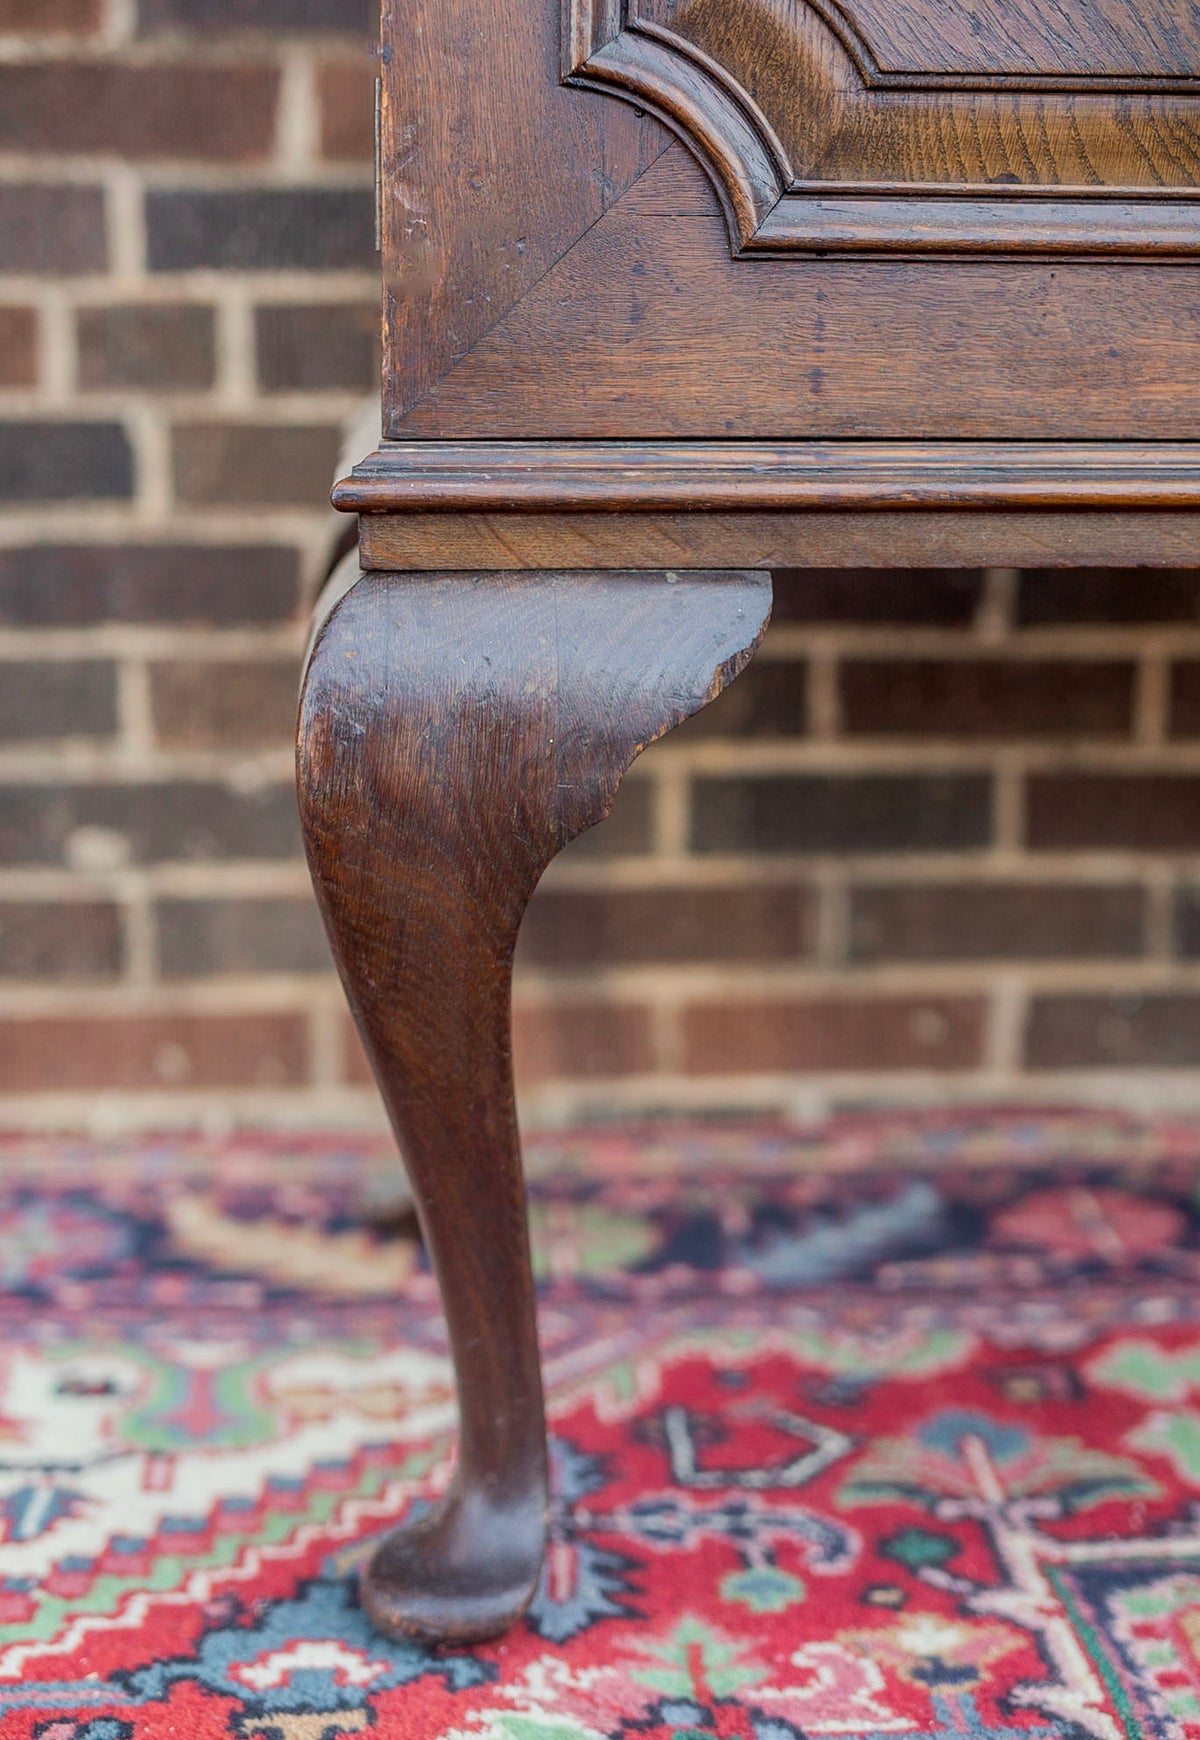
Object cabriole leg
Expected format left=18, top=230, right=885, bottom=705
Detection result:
left=296, top=567, right=771, bottom=1645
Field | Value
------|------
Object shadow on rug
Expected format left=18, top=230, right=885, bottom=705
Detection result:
left=5, top=1109, right=1200, bottom=1739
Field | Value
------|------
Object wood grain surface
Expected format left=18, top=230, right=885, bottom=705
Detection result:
left=357, top=510, right=1200, bottom=571
left=338, top=440, right=1200, bottom=512
left=566, top=0, right=1200, bottom=255
left=380, top=0, right=1200, bottom=436
left=296, top=568, right=771, bottom=1643
left=390, top=204, right=1200, bottom=438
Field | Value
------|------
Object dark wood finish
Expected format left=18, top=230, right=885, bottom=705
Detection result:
left=303, top=0, right=1200, bottom=1648
left=296, top=567, right=771, bottom=1644
left=356, top=509, right=1200, bottom=572
left=389, top=204, right=1200, bottom=438
left=378, top=0, right=664, bottom=428
left=338, top=441, right=1200, bottom=512
left=376, top=0, right=1200, bottom=444
left=568, top=0, right=1200, bottom=253
left=376, top=143, right=1200, bottom=441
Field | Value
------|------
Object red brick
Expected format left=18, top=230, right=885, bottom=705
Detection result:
left=839, top=659, right=1134, bottom=738
left=1025, top=993, right=1200, bottom=1069
left=157, top=896, right=328, bottom=976
left=0, top=545, right=300, bottom=626
left=0, top=781, right=301, bottom=867
left=148, top=188, right=374, bottom=272
left=0, top=186, right=106, bottom=274
left=0, top=0, right=100, bottom=27
left=513, top=1002, right=656, bottom=1085
left=773, top=568, right=984, bottom=625
left=173, top=423, right=341, bottom=507
left=692, top=773, right=992, bottom=855
left=1026, top=775, right=1200, bottom=852
left=0, top=660, right=116, bottom=741
left=148, top=657, right=299, bottom=749
left=0, top=309, right=37, bottom=389
left=519, top=885, right=814, bottom=968
left=0, top=902, right=120, bottom=980
left=78, top=304, right=215, bottom=392
left=316, top=59, right=375, bottom=161
left=683, top=995, right=986, bottom=1073
left=140, top=0, right=376, bottom=31
left=0, top=64, right=277, bottom=160
left=848, top=882, right=1145, bottom=962
left=0, top=1013, right=308, bottom=1091
left=0, top=423, right=132, bottom=503
left=256, top=302, right=379, bottom=392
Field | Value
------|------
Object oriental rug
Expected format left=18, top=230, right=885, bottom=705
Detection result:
left=7, top=1110, right=1200, bottom=1739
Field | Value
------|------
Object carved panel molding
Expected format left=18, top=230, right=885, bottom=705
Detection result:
left=565, top=0, right=1200, bottom=252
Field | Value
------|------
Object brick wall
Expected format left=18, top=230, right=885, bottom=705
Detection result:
left=6, top=5, right=1200, bottom=1131
left=518, top=567, right=1200, bottom=1122
left=0, top=0, right=376, bottom=1129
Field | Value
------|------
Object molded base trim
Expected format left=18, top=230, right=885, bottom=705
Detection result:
left=335, top=440, right=1200, bottom=515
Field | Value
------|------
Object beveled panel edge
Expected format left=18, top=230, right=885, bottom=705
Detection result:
left=567, top=20, right=788, bottom=247
left=754, top=194, right=1200, bottom=254
left=565, top=0, right=1200, bottom=255
left=334, top=441, right=1200, bottom=514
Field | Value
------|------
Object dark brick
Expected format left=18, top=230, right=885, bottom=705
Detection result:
left=839, top=659, right=1134, bottom=738
left=520, top=885, right=813, bottom=968
left=683, top=994, right=986, bottom=1073
left=147, top=188, right=375, bottom=272
left=558, top=780, right=653, bottom=860
left=149, top=657, right=299, bottom=749
left=0, top=186, right=106, bottom=274
left=692, top=773, right=992, bottom=855
left=674, top=658, right=806, bottom=738
left=0, top=1012, right=308, bottom=1091
left=512, top=1002, right=656, bottom=1085
left=0, top=545, right=300, bottom=626
left=1018, top=569, right=1200, bottom=626
left=0, top=901, right=120, bottom=980
left=0, top=782, right=301, bottom=868
left=173, top=422, right=340, bottom=506
left=0, top=64, right=276, bottom=159
left=78, top=304, right=215, bottom=392
left=1027, top=775, right=1200, bottom=851
left=772, top=568, right=984, bottom=625
left=317, top=58, right=375, bottom=159
left=158, top=895, right=328, bottom=976
left=1173, top=886, right=1200, bottom=957
left=1026, top=992, right=1200, bottom=1069
left=0, top=0, right=100, bottom=25
left=0, top=422, right=132, bottom=502
left=0, top=309, right=37, bottom=389
left=256, top=302, right=378, bottom=391
left=849, top=882, right=1145, bottom=963
left=0, top=661, right=116, bottom=742
left=140, top=0, right=375, bottom=32
left=1169, top=663, right=1200, bottom=738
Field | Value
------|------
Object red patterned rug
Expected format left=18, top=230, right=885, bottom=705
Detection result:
left=8, top=1110, right=1200, bottom=1740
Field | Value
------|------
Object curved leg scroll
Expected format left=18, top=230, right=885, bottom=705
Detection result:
left=297, top=567, right=770, bottom=1645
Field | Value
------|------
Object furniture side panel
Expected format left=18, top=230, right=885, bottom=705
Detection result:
left=380, top=0, right=666, bottom=429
